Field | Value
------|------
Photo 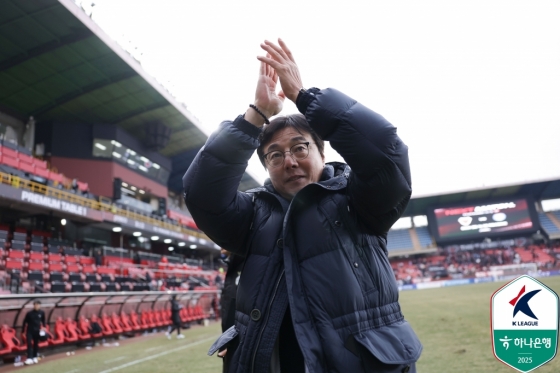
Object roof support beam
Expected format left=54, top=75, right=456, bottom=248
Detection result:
left=112, top=101, right=171, bottom=124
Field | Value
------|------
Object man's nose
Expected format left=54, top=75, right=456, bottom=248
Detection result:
left=284, top=154, right=299, bottom=168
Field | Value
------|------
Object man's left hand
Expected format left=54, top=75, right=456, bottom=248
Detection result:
left=257, top=39, right=303, bottom=103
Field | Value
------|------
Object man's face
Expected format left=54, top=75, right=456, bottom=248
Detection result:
left=263, top=127, right=324, bottom=200
left=34, top=303, right=40, bottom=311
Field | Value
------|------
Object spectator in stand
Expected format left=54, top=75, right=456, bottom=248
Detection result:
left=93, top=248, right=102, bottom=266
left=22, top=301, right=46, bottom=365
left=133, top=251, right=141, bottom=265
left=165, top=295, right=184, bottom=339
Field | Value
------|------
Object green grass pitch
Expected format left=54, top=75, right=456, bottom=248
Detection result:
left=13, top=276, right=560, bottom=373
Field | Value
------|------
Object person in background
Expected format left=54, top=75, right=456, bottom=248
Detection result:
left=93, top=248, right=102, bottom=266
left=165, top=295, right=184, bottom=339
left=22, top=301, right=46, bottom=365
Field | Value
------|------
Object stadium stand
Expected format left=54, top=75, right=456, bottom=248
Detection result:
left=415, top=226, right=433, bottom=248
left=539, top=212, right=560, bottom=236
left=387, top=229, right=414, bottom=251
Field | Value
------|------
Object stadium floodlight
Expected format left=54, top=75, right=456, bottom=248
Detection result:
left=139, top=190, right=145, bottom=194
left=153, top=163, right=160, bottom=169
left=127, top=159, right=135, bottom=165
left=164, top=238, right=172, bottom=244
left=140, top=156, right=149, bottom=162
left=61, top=219, right=67, bottom=226
left=122, top=182, right=128, bottom=187
left=112, top=152, right=122, bottom=158
left=94, top=143, right=106, bottom=151
left=138, top=165, right=148, bottom=172
left=178, top=242, right=186, bottom=247
left=112, top=227, right=122, bottom=232
left=151, top=236, right=159, bottom=241
left=133, top=232, right=142, bottom=237
left=131, top=186, right=137, bottom=191
left=189, top=245, right=197, bottom=249
left=111, top=140, right=122, bottom=147
left=168, top=247, right=174, bottom=251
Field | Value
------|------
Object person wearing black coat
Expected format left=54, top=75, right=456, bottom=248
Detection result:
left=22, top=301, right=46, bottom=365
left=165, top=295, right=184, bottom=339
left=183, top=39, right=422, bottom=373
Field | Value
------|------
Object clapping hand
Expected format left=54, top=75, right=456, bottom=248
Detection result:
left=258, top=39, right=303, bottom=103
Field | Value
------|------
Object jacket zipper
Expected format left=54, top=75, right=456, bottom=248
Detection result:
left=251, top=270, right=285, bottom=373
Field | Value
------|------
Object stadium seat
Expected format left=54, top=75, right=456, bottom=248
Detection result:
left=71, top=282, right=85, bottom=292
left=50, top=318, right=66, bottom=345
left=79, top=257, right=94, bottom=266
left=48, top=253, right=62, bottom=262
left=180, top=308, right=189, bottom=323
left=66, top=264, right=80, bottom=273
left=141, top=310, right=156, bottom=329
left=112, top=313, right=130, bottom=333
left=50, top=281, right=66, bottom=292
left=77, top=316, right=94, bottom=340
left=7, top=250, right=25, bottom=260
left=0, top=325, right=26, bottom=353
left=91, top=315, right=111, bottom=337
left=127, top=311, right=141, bottom=331
left=101, top=314, right=117, bottom=335
left=82, top=265, right=95, bottom=274
left=5, top=258, right=23, bottom=271
left=63, top=318, right=79, bottom=342
left=28, top=252, right=43, bottom=262
left=65, top=255, right=78, bottom=263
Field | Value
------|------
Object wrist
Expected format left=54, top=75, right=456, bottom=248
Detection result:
left=244, top=108, right=266, bottom=128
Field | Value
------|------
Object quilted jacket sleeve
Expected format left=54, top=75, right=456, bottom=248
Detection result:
left=182, top=115, right=260, bottom=256
left=297, top=88, right=412, bottom=235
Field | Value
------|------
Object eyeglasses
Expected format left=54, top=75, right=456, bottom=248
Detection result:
left=263, top=142, right=310, bottom=168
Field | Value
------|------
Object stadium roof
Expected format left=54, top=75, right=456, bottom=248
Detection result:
left=0, top=0, right=260, bottom=191
left=404, top=176, right=560, bottom=217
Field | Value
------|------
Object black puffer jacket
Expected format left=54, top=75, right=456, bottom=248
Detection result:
left=183, top=88, right=422, bottom=373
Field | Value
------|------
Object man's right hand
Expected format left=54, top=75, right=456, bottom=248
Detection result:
left=245, top=54, right=284, bottom=128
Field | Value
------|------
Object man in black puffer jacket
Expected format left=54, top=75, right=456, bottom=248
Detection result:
left=183, top=39, right=422, bottom=373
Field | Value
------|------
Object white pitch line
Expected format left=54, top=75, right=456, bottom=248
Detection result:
left=104, top=356, right=128, bottom=364
left=63, top=370, right=80, bottom=373
left=98, top=335, right=217, bottom=373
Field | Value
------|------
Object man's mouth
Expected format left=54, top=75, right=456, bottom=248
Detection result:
left=286, top=175, right=305, bottom=182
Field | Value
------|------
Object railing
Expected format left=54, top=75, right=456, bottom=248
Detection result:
left=0, top=171, right=208, bottom=240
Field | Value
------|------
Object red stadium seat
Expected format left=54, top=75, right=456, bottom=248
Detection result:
left=5, top=259, right=23, bottom=271
left=27, top=261, right=44, bottom=271
left=79, top=257, right=94, bottom=266
left=0, top=146, right=17, bottom=159
left=128, top=311, right=142, bottom=331
left=17, top=153, right=34, bottom=165
left=33, top=158, right=47, bottom=169
left=49, top=262, right=64, bottom=272
left=97, top=266, right=116, bottom=275
left=66, top=264, right=80, bottom=273
left=65, top=255, right=78, bottom=264
left=48, top=253, right=62, bottom=262
left=33, top=167, right=50, bottom=179
left=154, top=310, right=165, bottom=327
left=142, top=310, right=156, bottom=329
left=49, top=318, right=66, bottom=345
left=77, top=316, right=95, bottom=340
left=120, top=312, right=138, bottom=332
left=1, top=155, right=19, bottom=169
left=101, top=314, right=117, bottom=335
left=18, top=162, right=35, bottom=174
left=82, top=265, right=95, bottom=274
left=0, top=325, right=26, bottom=353
left=8, top=250, right=25, bottom=260
left=28, top=252, right=44, bottom=262
left=64, top=318, right=79, bottom=342
left=180, top=308, right=189, bottom=323
left=111, top=313, right=129, bottom=333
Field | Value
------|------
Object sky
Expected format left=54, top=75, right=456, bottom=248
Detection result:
left=77, top=0, right=560, bottom=198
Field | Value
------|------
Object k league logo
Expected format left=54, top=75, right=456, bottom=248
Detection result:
left=491, top=275, right=559, bottom=373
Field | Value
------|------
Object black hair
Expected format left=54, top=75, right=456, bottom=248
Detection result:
left=257, top=114, right=324, bottom=168
left=33, top=300, right=41, bottom=305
